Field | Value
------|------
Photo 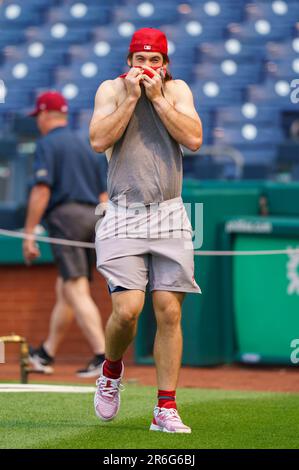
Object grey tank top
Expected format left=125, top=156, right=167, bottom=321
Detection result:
left=107, top=85, right=183, bottom=206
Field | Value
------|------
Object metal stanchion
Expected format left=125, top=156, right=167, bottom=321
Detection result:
left=0, top=335, right=29, bottom=384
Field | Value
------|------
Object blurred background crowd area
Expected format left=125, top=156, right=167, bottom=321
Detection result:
left=0, top=0, right=299, bottom=228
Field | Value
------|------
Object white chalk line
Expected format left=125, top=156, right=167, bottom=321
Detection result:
left=0, top=383, right=95, bottom=393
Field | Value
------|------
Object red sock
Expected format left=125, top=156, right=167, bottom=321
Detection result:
left=103, top=358, right=123, bottom=379
left=158, top=390, right=177, bottom=409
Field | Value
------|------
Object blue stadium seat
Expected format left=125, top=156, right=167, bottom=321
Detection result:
left=247, top=79, right=296, bottom=109
left=53, top=82, right=99, bottom=111
left=47, top=3, right=111, bottom=27
left=0, top=29, right=25, bottom=49
left=242, top=162, right=272, bottom=180
left=194, top=155, right=226, bottom=180
left=0, top=61, right=52, bottom=92
left=239, top=148, right=278, bottom=164
left=0, top=3, right=42, bottom=28
left=213, top=125, right=284, bottom=147
left=245, top=1, right=299, bottom=24
left=64, top=0, right=124, bottom=5
left=4, top=0, right=59, bottom=7
left=0, top=202, right=26, bottom=229
left=68, top=42, right=125, bottom=68
left=2, top=42, right=67, bottom=69
left=227, top=19, right=294, bottom=43
left=197, top=40, right=265, bottom=62
left=191, top=82, right=243, bottom=109
left=114, top=4, right=180, bottom=26
left=0, top=0, right=295, bottom=186
left=215, top=105, right=280, bottom=127
left=0, top=87, right=33, bottom=111
left=177, top=1, right=244, bottom=25
left=265, top=57, right=299, bottom=81
left=25, top=24, right=92, bottom=47
left=265, top=38, right=299, bottom=61
left=54, top=62, right=121, bottom=90
left=193, top=61, right=262, bottom=86
left=160, top=21, right=225, bottom=46
left=0, top=137, right=17, bottom=159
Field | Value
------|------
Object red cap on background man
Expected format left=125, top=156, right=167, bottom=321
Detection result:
left=129, top=28, right=169, bottom=62
left=29, top=91, right=68, bottom=117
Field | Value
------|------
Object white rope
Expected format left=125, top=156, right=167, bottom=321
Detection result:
left=193, top=250, right=298, bottom=256
left=0, top=228, right=95, bottom=249
left=0, top=228, right=298, bottom=256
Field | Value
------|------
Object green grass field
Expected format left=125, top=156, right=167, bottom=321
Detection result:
left=1, top=385, right=299, bottom=449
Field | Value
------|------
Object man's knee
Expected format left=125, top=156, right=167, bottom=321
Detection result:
left=112, top=301, right=142, bottom=329
left=156, top=303, right=182, bottom=329
left=63, top=277, right=89, bottom=302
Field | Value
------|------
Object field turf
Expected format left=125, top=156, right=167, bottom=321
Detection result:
left=1, top=385, right=299, bottom=449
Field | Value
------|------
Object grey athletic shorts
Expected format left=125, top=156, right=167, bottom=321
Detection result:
left=47, top=202, right=97, bottom=281
left=95, top=196, right=201, bottom=294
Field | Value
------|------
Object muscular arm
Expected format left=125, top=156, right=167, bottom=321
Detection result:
left=145, top=77, right=202, bottom=151
left=89, top=70, right=143, bottom=153
left=24, top=184, right=51, bottom=234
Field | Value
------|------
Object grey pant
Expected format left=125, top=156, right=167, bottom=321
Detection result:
left=95, top=197, right=201, bottom=294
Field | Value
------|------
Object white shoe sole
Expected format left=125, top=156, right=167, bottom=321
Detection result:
left=149, top=423, right=192, bottom=433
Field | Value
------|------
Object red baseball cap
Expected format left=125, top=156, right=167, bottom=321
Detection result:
left=129, top=27, right=169, bottom=61
left=29, top=91, right=68, bottom=117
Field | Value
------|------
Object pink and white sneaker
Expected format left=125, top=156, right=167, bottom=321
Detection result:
left=149, top=406, right=191, bottom=433
left=94, top=362, right=124, bottom=421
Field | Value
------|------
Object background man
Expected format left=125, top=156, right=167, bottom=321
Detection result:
left=23, top=91, right=107, bottom=378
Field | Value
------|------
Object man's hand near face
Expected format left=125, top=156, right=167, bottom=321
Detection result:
left=124, top=67, right=144, bottom=100
left=141, top=65, right=164, bottom=103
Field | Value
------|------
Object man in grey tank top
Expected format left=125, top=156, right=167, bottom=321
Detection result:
left=90, top=27, right=202, bottom=433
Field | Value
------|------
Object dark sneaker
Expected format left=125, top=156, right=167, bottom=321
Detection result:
left=28, top=345, right=54, bottom=374
left=76, top=356, right=105, bottom=378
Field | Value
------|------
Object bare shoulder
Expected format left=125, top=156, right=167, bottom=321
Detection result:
left=96, top=78, right=123, bottom=96
left=167, top=79, right=192, bottom=95
left=164, top=79, right=193, bottom=105
left=94, top=77, right=126, bottom=108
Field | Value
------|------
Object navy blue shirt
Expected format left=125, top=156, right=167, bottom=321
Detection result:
left=33, top=126, right=106, bottom=213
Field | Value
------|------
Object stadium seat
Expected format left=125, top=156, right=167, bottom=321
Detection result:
left=197, top=40, right=265, bottom=62
left=215, top=105, right=280, bottom=127
left=47, top=3, right=111, bottom=27
left=227, top=19, right=293, bottom=43
left=0, top=0, right=298, bottom=186
left=193, top=61, right=262, bottom=86
left=191, top=82, right=243, bottom=109
left=0, top=29, right=25, bottom=49
left=114, top=4, right=180, bottom=26
left=265, top=38, right=299, bottom=61
left=0, top=3, right=42, bottom=28
left=193, top=155, right=226, bottom=180
left=242, top=162, right=272, bottom=179
left=265, top=57, right=299, bottom=81
left=25, top=24, right=92, bottom=47
left=0, top=137, right=17, bottom=159
left=245, top=1, right=299, bottom=24
left=3, top=42, right=67, bottom=69
left=247, top=79, right=296, bottom=109
left=213, top=125, right=284, bottom=147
